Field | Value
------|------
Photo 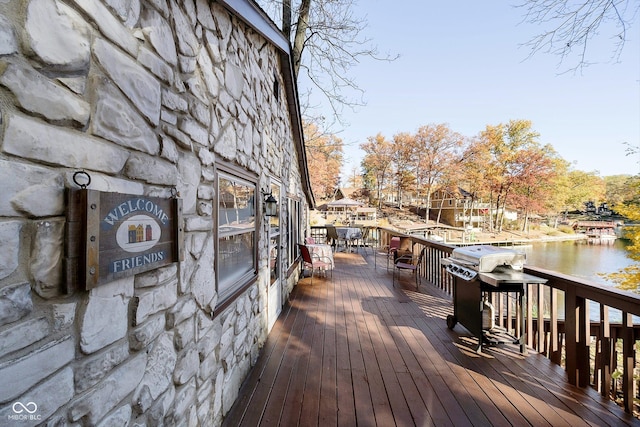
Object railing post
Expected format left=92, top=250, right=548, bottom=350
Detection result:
left=622, top=312, right=634, bottom=413
left=599, top=305, right=611, bottom=398
left=577, top=296, right=590, bottom=388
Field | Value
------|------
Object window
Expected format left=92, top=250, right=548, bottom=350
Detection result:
left=216, top=164, right=258, bottom=303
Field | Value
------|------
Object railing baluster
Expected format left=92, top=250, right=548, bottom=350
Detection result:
left=566, top=287, right=578, bottom=385
left=537, top=283, right=545, bottom=352
left=549, top=288, right=560, bottom=364
left=527, top=285, right=534, bottom=349
left=623, top=311, right=634, bottom=413
left=599, top=305, right=611, bottom=398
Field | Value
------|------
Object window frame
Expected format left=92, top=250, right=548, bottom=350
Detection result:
left=214, top=162, right=260, bottom=312
left=286, top=196, right=302, bottom=269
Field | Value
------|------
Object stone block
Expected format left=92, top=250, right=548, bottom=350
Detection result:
left=71, top=0, right=139, bottom=56
left=133, top=333, right=176, bottom=412
left=74, top=341, right=129, bottom=393
left=124, top=152, right=178, bottom=185
left=70, top=352, right=146, bottom=425
left=138, top=45, right=174, bottom=84
left=0, top=62, right=90, bottom=125
left=179, top=117, right=208, bottom=145
left=173, top=347, right=199, bottom=385
left=129, top=314, right=165, bottom=351
left=176, top=151, right=201, bottom=215
left=0, top=160, right=63, bottom=217
left=166, top=298, right=197, bottom=328
left=0, top=14, right=17, bottom=55
left=0, top=337, right=74, bottom=402
left=134, top=264, right=178, bottom=289
left=0, top=282, right=32, bottom=327
left=80, top=290, right=129, bottom=354
left=134, top=279, right=178, bottom=324
left=147, top=386, right=175, bottom=425
left=95, top=404, right=132, bottom=427
left=165, top=378, right=196, bottom=425
left=0, top=316, right=50, bottom=358
left=0, top=367, right=74, bottom=423
left=92, top=78, right=160, bottom=155
left=171, top=1, right=198, bottom=57
left=25, top=0, right=91, bottom=69
left=93, top=38, right=160, bottom=125
left=174, top=317, right=195, bottom=350
left=2, top=113, right=129, bottom=174
left=30, top=220, right=64, bottom=299
left=140, top=7, right=178, bottom=66
left=0, top=220, right=21, bottom=280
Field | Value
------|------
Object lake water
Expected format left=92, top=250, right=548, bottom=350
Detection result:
left=523, top=239, right=634, bottom=286
left=522, top=238, right=636, bottom=322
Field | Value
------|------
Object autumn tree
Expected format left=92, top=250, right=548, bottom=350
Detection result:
left=559, top=170, right=606, bottom=215
left=508, top=144, right=559, bottom=232
left=391, top=132, right=416, bottom=210
left=466, top=120, right=546, bottom=231
left=360, top=133, right=394, bottom=209
left=518, top=0, right=639, bottom=71
left=303, top=120, right=343, bottom=200
left=413, top=124, right=465, bottom=223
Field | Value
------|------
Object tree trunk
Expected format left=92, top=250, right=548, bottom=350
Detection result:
left=282, top=0, right=292, bottom=39
left=292, top=0, right=311, bottom=76
left=437, top=196, right=444, bottom=224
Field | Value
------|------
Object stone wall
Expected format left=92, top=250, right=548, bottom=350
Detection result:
left=0, top=0, right=307, bottom=425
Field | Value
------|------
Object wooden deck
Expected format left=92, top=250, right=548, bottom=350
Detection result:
left=223, top=250, right=639, bottom=426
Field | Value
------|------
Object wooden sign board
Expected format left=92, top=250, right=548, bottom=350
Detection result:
left=66, top=189, right=183, bottom=291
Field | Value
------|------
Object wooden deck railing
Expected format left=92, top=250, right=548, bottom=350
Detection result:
left=309, top=225, right=640, bottom=416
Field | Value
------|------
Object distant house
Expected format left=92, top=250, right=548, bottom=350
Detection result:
left=430, top=187, right=517, bottom=229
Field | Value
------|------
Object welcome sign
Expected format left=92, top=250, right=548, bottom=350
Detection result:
left=67, top=189, right=183, bottom=290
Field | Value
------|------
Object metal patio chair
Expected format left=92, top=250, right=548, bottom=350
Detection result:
left=298, top=244, right=333, bottom=285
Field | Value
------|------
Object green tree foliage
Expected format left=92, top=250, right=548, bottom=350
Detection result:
left=561, top=170, right=606, bottom=213
left=604, top=176, right=640, bottom=291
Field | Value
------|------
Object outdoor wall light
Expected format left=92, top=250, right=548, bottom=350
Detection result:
left=263, top=192, right=278, bottom=217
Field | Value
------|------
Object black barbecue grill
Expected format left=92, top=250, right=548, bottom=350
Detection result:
left=440, top=245, right=547, bottom=354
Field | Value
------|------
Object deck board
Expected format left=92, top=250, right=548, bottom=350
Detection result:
left=223, top=251, right=640, bottom=427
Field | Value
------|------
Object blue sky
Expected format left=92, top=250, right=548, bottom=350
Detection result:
left=300, top=1, right=640, bottom=179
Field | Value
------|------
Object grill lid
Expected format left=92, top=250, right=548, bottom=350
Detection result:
left=450, top=245, right=525, bottom=272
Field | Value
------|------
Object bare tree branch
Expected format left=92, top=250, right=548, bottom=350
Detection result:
left=517, top=0, right=639, bottom=72
left=256, top=0, right=398, bottom=123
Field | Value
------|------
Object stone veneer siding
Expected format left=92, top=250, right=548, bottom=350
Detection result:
left=0, top=0, right=309, bottom=425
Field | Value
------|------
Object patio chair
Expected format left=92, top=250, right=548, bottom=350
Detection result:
left=376, top=236, right=400, bottom=270
left=361, top=226, right=378, bottom=254
left=298, top=244, right=333, bottom=285
left=325, top=225, right=345, bottom=251
left=392, top=247, right=426, bottom=290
